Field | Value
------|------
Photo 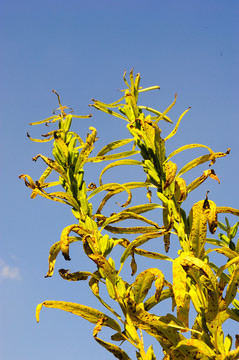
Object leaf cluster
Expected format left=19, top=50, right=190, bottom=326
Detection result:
left=20, top=72, right=239, bottom=360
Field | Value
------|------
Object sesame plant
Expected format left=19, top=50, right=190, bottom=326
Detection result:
left=20, top=70, right=239, bottom=360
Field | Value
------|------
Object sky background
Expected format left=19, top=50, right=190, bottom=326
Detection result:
left=1, top=1, right=239, bottom=359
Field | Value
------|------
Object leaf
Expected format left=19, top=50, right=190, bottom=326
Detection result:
left=177, top=150, right=230, bottom=177
left=60, top=224, right=88, bottom=261
left=94, top=336, right=132, bottom=360
left=105, top=225, right=161, bottom=234
left=170, top=338, right=216, bottom=359
left=166, top=143, right=214, bottom=163
left=173, top=256, right=190, bottom=328
left=213, top=247, right=239, bottom=260
left=100, top=210, right=160, bottom=230
left=36, top=301, right=121, bottom=332
left=97, top=138, right=134, bottom=156
left=89, top=254, right=118, bottom=284
left=138, top=105, right=172, bottom=123
left=58, top=269, right=90, bottom=281
left=45, top=236, right=80, bottom=277
left=188, top=200, right=210, bottom=258
left=75, top=127, right=97, bottom=171
left=91, top=103, right=129, bottom=121
left=132, top=268, right=164, bottom=304
left=164, top=108, right=191, bottom=141
left=92, top=182, right=151, bottom=213
left=217, top=256, right=239, bottom=278
left=99, top=159, right=142, bottom=185
left=144, top=288, right=173, bottom=311
left=88, top=150, right=140, bottom=163
left=29, top=115, right=60, bottom=125
left=89, top=272, right=123, bottom=321
left=123, top=203, right=164, bottom=214
left=91, top=94, right=126, bottom=108
left=186, top=169, right=220, bottom=194
left=32, top=154, right=68, bottom=181
left=120, top=230, right=166, bottom=268
left=225, top=263, right=239, bottom=306
left=181, top=256, right=218, bottom=294
left=223, top=347, right=239, bottom=360
left=124, top=296, right=186, bottom=353
left=117, top=239, right=173, bottom=261
left=46, top=191, right=80, bottom=209
left=216, top=207, right=239, bottom=217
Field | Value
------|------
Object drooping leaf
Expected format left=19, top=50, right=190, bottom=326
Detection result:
left=94, top=336, right=132, bottom=360
left=132, top=268, right=164, bottom=304
left=120, top=230, right=166, bottom=267
left=60, top=224, right=88, bottom=261
left=99, top=159, right=142, bottom=185
left=164, top=108, right=191, bottom=141
left=36, top=301, right=121, bottom=332
left=58, top=269, right=90, bottom=281
left=216, top=207, right=239, bottom=217
left=166, top=143, right=214, bottom=163
left=45, top=236, right=80, bottom=277
left=177, top=149, right=230, bottom=177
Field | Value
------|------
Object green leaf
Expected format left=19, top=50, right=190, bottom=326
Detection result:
left=229, top=222, right=239, bottom=239
left=36, top=301, right=121, bottom=332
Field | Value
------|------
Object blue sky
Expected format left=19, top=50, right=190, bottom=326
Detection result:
left=1, top=1, right=239, bottom=359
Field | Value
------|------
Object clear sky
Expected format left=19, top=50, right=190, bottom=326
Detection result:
left=1, top=1, right=239, bottom=359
